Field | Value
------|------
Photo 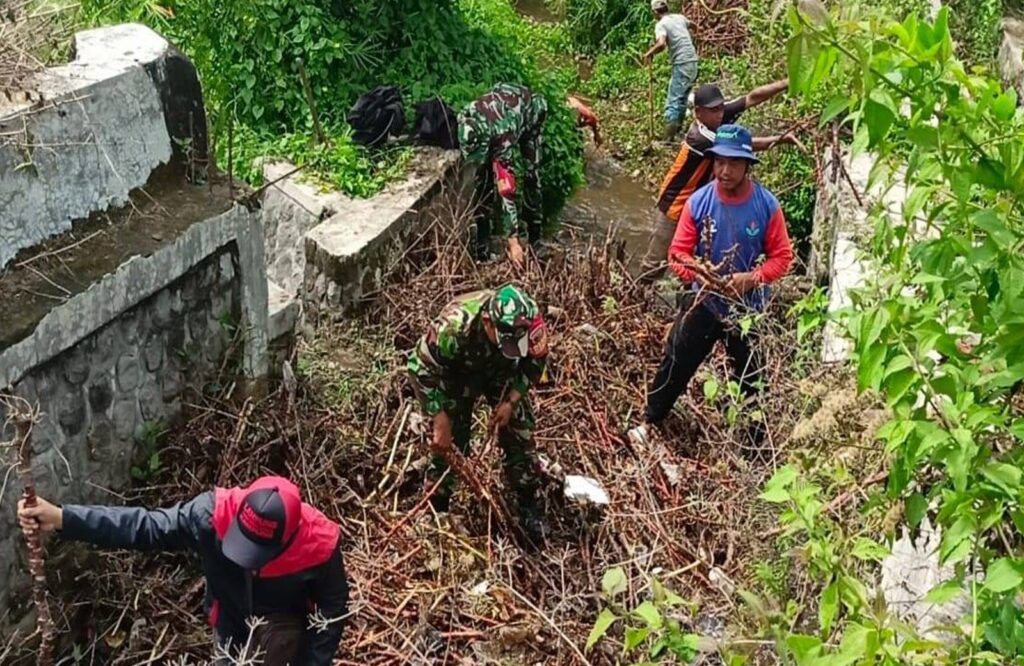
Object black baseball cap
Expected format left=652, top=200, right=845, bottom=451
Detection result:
left=222, top=476, right=302, bottom=570
left=693, top=84, right=726, bottom=109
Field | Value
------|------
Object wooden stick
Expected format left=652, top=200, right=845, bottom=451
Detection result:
left=647, top=62, right=656, bottom=143
left=4, top=395, right=56, bottom=666
left=297, top=59, right=327, bottom=147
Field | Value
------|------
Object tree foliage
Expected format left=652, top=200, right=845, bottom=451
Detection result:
left=763, top=1, right=1024, bottom=662
left=78, top=0, right=584, bottom=210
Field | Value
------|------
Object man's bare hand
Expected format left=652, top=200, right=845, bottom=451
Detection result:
left=783, top=132, right=807, bottom=152
left=491, top=401, right=515, bottom=432
left=727, top=272, right=759, bottom=297
left=18, top=496, right=62, bottom=534
left=432, top=411, right=455, bottom=456
left=507, top=237, right=526, bottom=269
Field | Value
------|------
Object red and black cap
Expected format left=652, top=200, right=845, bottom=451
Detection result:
left=222, top=476, right=302, bottom=570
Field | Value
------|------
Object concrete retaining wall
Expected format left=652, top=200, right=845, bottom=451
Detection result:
left=0, top=24, right=207, bottom=270
left=0, top=23, right=267, bottom=624
left=302, top=148, right=466, bottom=323
left=0, top=241, right=245, bottom=616
left=1000, top=18, right=1024, bottom=102
left=810, top=150, right=911, bottom=363
left=0, top=21, right=470, bottom=628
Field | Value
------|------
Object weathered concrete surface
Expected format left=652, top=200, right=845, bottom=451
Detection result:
left=0, top=205, right=268, bottom=389
left=303, top=148, right=466, bottom=321
left=0, top=244, right=243, bottom=617
left=267, top=279, right=300, bottom=342
left=261, top=161, right=348, bottom=297
left=881, top=518, right=972, bottom=642
left=811, top=151, right=911, bottom=363
left=999, top=18, right=1024, bottom=102
left=0, top=23, right=206, bottom=269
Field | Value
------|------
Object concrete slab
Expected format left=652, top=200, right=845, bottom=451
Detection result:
left=1000, top=18, right=1024, bottom=101
left=267, top=278, right=300, bottom=342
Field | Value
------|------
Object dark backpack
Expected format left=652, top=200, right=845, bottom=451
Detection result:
left=412, top=98, right=459, bottom=150
left=347, top=85, right=405, bottom=148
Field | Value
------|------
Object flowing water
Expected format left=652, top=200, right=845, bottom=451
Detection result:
left=513, top=1, right=662, bottom=264
left=559, top=146, right=662, bottom=266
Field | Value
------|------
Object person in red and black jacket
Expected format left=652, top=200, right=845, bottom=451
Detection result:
left=17, top=476, right=348, bottom=665
left=629, top=124, right=794, bottom=458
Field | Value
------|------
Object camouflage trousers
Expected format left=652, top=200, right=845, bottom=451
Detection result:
left=428, top=386, right=539, bottom=513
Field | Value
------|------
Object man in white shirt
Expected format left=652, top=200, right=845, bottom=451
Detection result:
left=643, top=0, right=699, bottom=141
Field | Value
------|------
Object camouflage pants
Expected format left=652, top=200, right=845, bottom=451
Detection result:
left=470, top=123, right=544, bottom=251
left=428, top=387, right=539, bottom=512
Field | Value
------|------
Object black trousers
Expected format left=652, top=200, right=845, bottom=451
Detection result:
left=645, top=300, right=763, bottom=425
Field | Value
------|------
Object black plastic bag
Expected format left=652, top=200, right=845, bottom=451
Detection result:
left=347, top=85, right=405, bottom=148
left=412, top=98, right=459, bottom=149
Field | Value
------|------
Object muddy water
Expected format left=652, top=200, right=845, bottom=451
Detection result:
left=560, top=146, right=661, bottom=265
left=515, top=0, right=558, bottom=23
left=515, top=0, right=661, bottom=264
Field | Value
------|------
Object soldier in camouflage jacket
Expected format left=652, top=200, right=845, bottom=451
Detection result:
left=407, top=284, right=549, bottom=538
left=458, top=83, right=548, bottom=267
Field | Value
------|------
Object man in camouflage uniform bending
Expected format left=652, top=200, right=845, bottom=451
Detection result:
left=458, top=83, right=547, bottom=268
left=407, top=284, right=549, bottom=540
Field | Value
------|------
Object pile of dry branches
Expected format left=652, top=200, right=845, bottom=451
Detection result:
left=4, top=209, right=824, bottom=665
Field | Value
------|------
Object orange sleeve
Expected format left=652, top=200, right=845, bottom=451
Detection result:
left=752, top=206, right=794, bottom=284
left=668, top=200, right=699, bottom=283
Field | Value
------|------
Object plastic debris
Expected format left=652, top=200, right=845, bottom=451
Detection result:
left=563, top=475, right=610, bottom=505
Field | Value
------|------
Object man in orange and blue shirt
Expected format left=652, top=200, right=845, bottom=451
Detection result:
left=629, top=124, right=794, bottom=457
left=642, top=79, right=800, bottom=281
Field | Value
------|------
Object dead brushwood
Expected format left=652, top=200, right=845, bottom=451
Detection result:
left=7, top=199, right=838, bottom=665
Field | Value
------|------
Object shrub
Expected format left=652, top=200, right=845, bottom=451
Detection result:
left=78, top=0, right=583, bottom=215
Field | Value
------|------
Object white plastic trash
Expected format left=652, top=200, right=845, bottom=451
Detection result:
left=563, top=475, right=610, bottom=505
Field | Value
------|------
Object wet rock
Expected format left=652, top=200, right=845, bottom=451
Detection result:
left=58, top=389, right=86, bottom=437
left=87, top=377, right=114, bottom=414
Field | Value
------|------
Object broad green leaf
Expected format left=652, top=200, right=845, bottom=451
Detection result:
left=851, top=538, right=889, bottom=562
left=984, top=558, right=1024, bottom=593
left=980, top=462, right=1021, bottom=497
left=818, top=580, right=839, bottom=633
left=905, top=493, right=928, bottom=528
left=993, top=91, right=1017, bottom=121
left=834, top=623, right=876, bottom=666
left=761, top=465, right=799, bottom=503
left=602, top=567, right=627, bottom=598
left=586, top=608, right=618, bottom=651
left=858, top=343, right=887, bottom=392
left=632, top=600, right=662, bottom=629
left=973, top=210, right=1015, bottom=246
left=820, top=95, right=850, bottom=126
left=785, top=634, right=823, bottom=663
left=863, top=97, right=896, bottom=147
left=925, top=579, right=963, bottom=604
left=939, top=515, right=976, bottom=564
left=703, top=377, right=719, bottom=402
left=885, top=368, right=918, bottom=407
left=624, top=626, right=651, bottom=652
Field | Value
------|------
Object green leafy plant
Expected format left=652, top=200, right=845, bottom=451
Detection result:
left=78, top=0, right=583, bottom=217
left=756, top=1, right=1024, bottom=663
left=131, top=421, right=167, bottom=481
left=587, top=567, right=702, bottom=663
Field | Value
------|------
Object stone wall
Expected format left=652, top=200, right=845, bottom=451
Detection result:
left=809, top=150, right=912, bottom=363
left=302, top=148, right=467, bottom=323
left=999, top=17, right=1024, bottom=102
left=0, top=22, right=268, bottom=625
left=0, top=245, right=240, bottom=616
